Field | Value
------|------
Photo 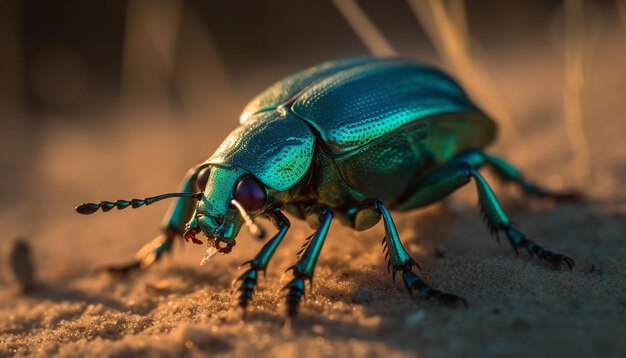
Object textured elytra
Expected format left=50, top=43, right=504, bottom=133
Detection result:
left=206, top=111, right=315, bottom=191
left=291, top=60, right=489, bottom=155
left=218, top=57, right=496, bottom=209
left=240, top=57, right=379, bottom=122
left=240, top=57, right=494, bottom=159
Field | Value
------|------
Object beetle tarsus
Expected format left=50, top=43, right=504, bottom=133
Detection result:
left=233, top=265, right=260, bottom=312
left=403, top=270, right=468, bottom=308
left=520, top=182, right=582, bottom=202
left=505, top=227, right=575, bottom=270
left=284, top=276, right=306, bottom=319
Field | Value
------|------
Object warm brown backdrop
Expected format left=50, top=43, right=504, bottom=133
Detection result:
left=1, top=1, right=625, bottom=357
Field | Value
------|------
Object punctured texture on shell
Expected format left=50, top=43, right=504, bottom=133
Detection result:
left=290, top=59, right=491, bottom=155
left=223, top=56, right=496, bottom=204
left=240, top=57, right=379, bottom=123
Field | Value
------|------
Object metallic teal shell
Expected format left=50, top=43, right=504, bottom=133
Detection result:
left=218, top=57, right=495, bottom=194
left=206, top=109, right=315, bottom=191
left=241, top=57, right=495, bottom=156
left=291, top=59, right=494, bottom=155
left=240, top=57, right=380, bottom=123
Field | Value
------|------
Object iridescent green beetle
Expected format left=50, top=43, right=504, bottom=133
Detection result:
left=77, top=57, right=577, bottom=317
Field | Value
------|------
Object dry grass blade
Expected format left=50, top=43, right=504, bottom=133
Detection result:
left=174, top=3, right=236, bottom=123
left=331, top=0, right=397, bottom=57
left=446, top=0, right=469, bottom=48
left=407, top=0, right=525, bottom=154
left=618, top=0, right=626, bottom=30
left=564, top=0, right=592, bottom=183
left=121, top=0, right=183, bottom=115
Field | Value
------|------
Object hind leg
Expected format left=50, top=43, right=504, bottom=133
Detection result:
left=105, top=166, right=202, bottom=275
left=397, top=162, right=575, bottom=270
left=451, top=149, right=580, bottom=201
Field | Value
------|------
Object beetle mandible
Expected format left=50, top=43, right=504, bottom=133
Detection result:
left=76, top=57, right=578, bottom=318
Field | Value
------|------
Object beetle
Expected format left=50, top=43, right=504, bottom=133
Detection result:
left=76, top=57, right=578, bottom=318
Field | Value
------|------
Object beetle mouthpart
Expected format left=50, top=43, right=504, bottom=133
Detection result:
left=215, top=238, right=235, bottom=254
left=183, top=227, right=203, bottom=245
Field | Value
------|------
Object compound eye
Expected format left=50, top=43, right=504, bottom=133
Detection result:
left=233, top=176, right=266, bottom=212
left=196, top=167, right=211, bottom=191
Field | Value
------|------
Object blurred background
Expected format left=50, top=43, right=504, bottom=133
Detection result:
left=1, top=0, right=625, bottom=287
left=1, top=1, right=626, bottom=356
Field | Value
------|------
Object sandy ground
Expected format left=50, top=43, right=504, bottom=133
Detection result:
left=2, top=21, right=626, bottom=358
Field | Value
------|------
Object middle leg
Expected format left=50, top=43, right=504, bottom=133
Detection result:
left=374, top=200, right=468, bottom=307
left=283, top=205, right=333, bottom=319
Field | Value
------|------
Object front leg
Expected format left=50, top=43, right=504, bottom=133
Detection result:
left=233, top=208, right=290, bottom=316
left=284, top=205, right=333, bottom=319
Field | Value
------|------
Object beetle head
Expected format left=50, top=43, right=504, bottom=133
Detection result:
left=75, top=165, right=268, bottom=256
left=186, top=165, right=268, bottom=253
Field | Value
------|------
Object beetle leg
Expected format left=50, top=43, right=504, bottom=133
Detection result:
left=233, top=208, right=290, bottom=317
left=103, top=166, right=201, bottom=276
left=376, top=200, right=468, bottom=307
left=283, top=205, right=333, bottom=319
left=451, top=149, right=581, bottom=201
left=104, top=231, right=177, bottom=276
left=397, top=163, right=575, bottom=270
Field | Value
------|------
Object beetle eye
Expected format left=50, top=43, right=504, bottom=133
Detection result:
left=233, top=176, right=266, bottom=212
left=196, top=167, right=211, bottom=191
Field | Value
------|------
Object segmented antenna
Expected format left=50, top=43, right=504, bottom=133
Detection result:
left=230, top=199, right=266, bottom=240
left=75, top=192, right=203, bottom=215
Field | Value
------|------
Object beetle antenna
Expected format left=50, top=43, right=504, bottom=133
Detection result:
left=230, top=199, right=266, bottom=240
left=75, top=192, right=204, bottom=215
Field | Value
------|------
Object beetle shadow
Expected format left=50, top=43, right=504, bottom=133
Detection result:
left=29, top=284, right=129, bottom=310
